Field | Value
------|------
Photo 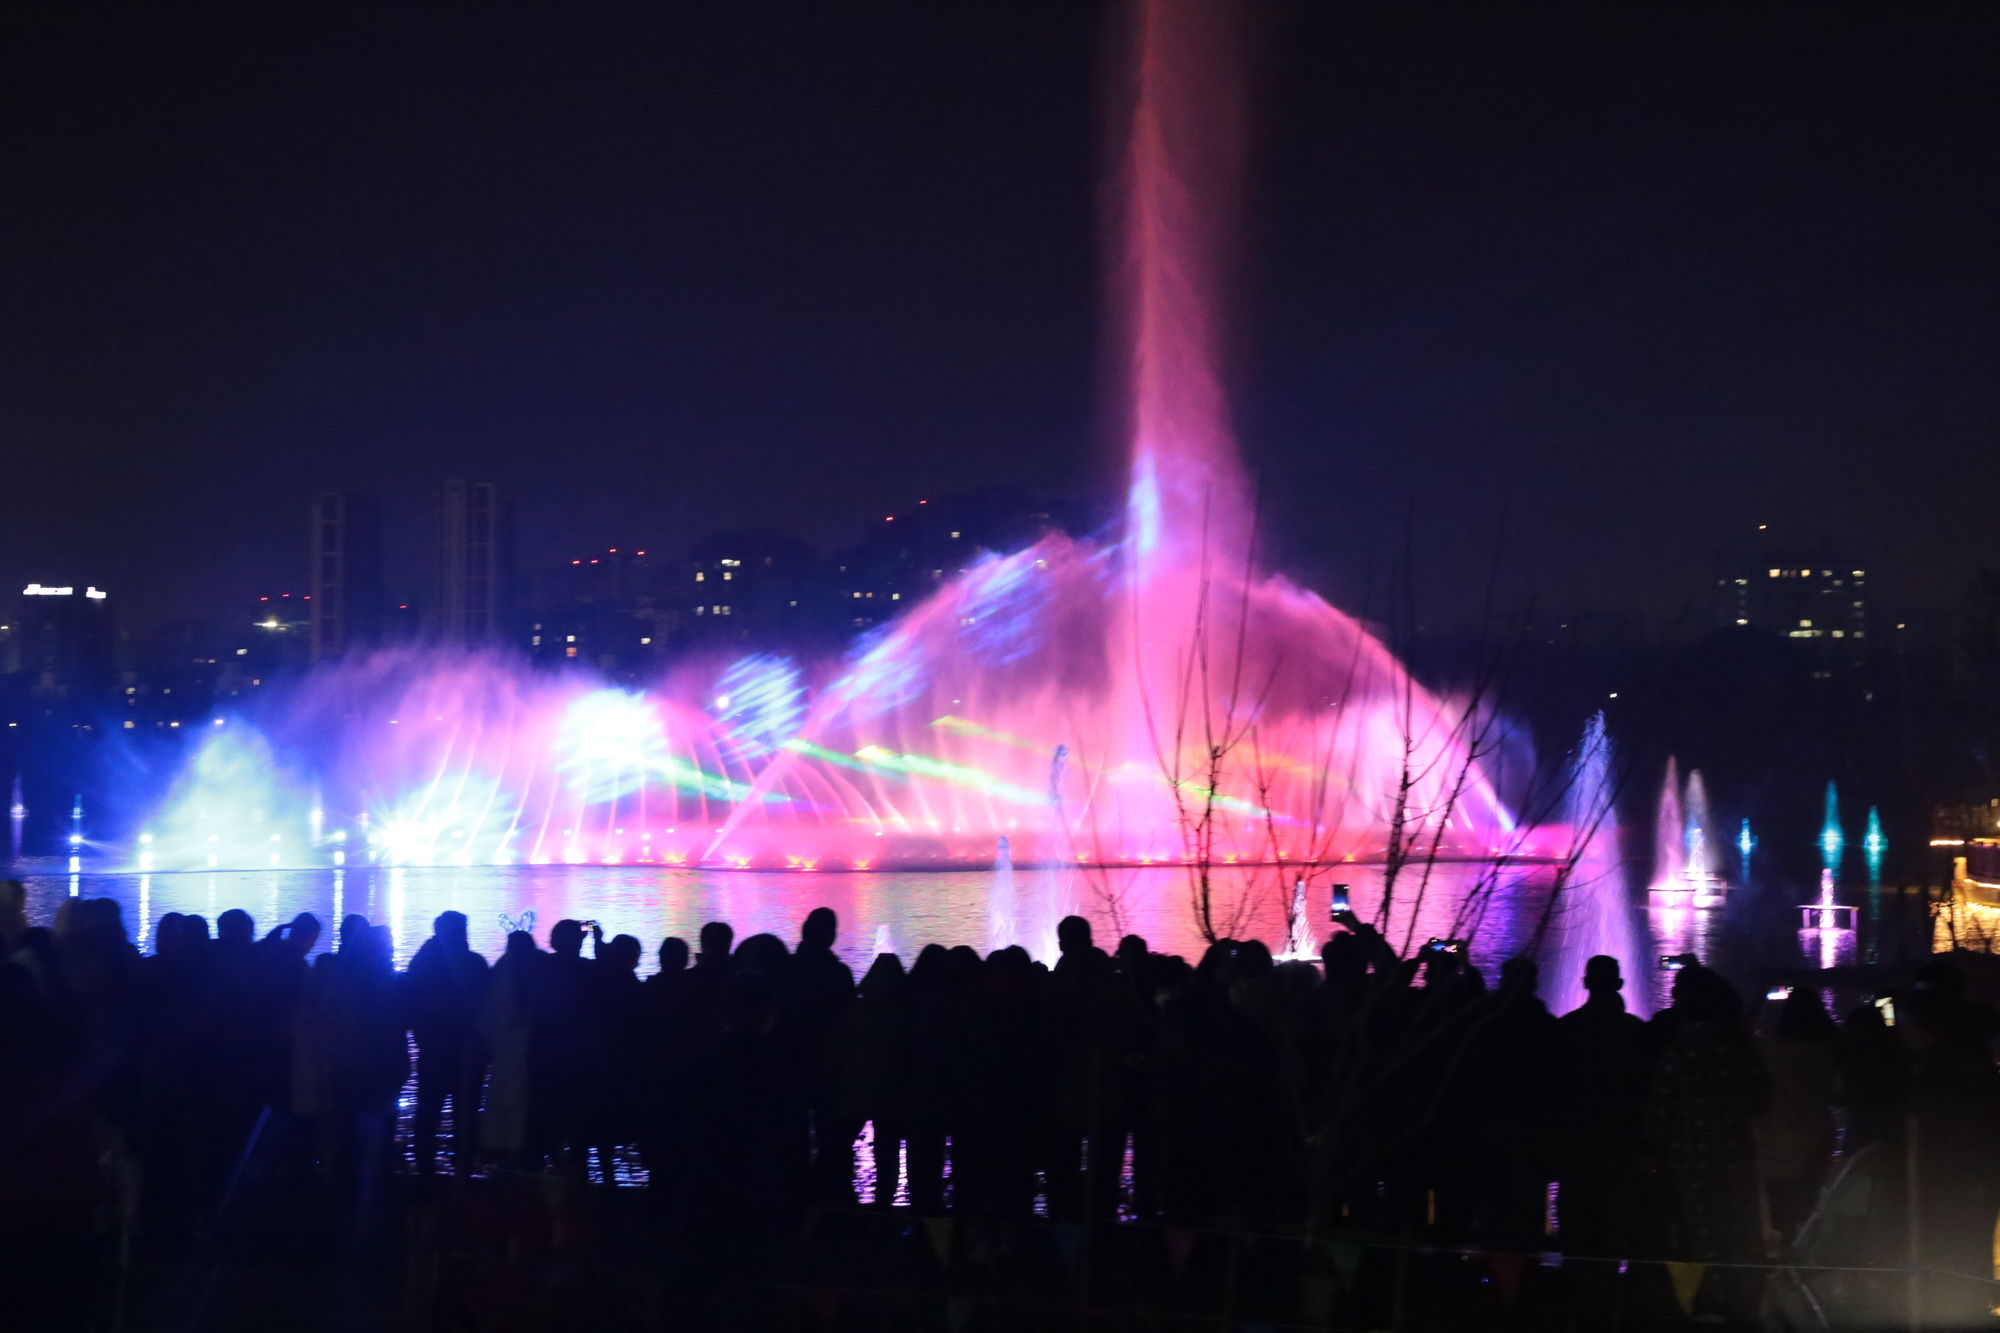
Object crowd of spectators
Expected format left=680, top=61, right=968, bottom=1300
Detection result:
left=3, top=877, right=1998, bottom=1328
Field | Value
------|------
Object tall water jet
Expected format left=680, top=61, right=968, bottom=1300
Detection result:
left=1544, top=713, right=1643, bottom=1014
left=1820, top=782, right=1843, bottom=870
left=1864, top=806, right=1885, bottom=875
left=1282, top=876, right=1318, bottom=961
left=988, top=835, right=1017, bottom=955
left=1683, top=769, right=1714, bottom=888
left=123, top=0, right=1528, bottom=967
left=1652, top=757, right=1685, bottom=892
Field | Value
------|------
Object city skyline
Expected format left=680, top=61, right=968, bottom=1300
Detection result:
left=6, top=1, right=1994, bottom=629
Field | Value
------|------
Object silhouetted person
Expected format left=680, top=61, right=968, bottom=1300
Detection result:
left=480, top=930, right=541, bottom=1161
left=1046, top=915, right=1136, bottom=1218
left=1465, top=957, right=1554, bottom=1244
left=1551, top=955, right=1651, bottom=1259
left=790, top=907, right=856, bottom=1201
left=585, top=932, right=645, bottom=1176
left=828, top=954, right=909, bottom=1206
left=652, top=935, right=690, bottom=986
left=1837, top=998, right=1907, bottom=1152
left=1756, top=985, right=1837, bottom=1241
left=1898, top=987, right=2000, bottom=1328
left=406, top=910, right=489, bottom=1175
left=255, top=911, right=319, bottom=1111
left=297, top=915, right=406, bottom=1189
left=203, top=908, right=265, bottom=1191
left=685, top=968, right=801, bottom=1325
left=0, top=877, right=27, bottom=950
left=529, top=919, right=596, bottom=1169
left=1646, top=968, right=1768, bottom=1320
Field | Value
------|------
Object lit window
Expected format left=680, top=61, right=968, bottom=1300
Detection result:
left=565, top=646, right=578, bottom=658
left=639, top=636, right=652, bottom=645
left=123, top=720, right=135, bottom=729
left=950, top=531, right=961, bottom=539
left=236, top=648, right=248, bottom=656
left=891, top=593, right=901, bottom=600
left=1852, top=570, right=1865, bottom=578
left=1832, top=630, right=1845, bottom=638
left=1799, top=619, right=1812, bottom=628
left=1768, top=569, right=1781, bottom=578
left=1735, top=618, right=1748, bottom=626
left=566, top=634, right=576, bottom=643
left=695, top=571, right=705, bottom=582
left=695, top=606, right=706, bottom=616
left=722, top=571, right=732, bottom=581
left=531, top=635, right=541, bottom=646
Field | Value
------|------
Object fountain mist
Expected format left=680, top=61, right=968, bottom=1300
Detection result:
left=1544, top=714, right=1643, bottom=1014
left=129, top=1, right=1526, bottom=952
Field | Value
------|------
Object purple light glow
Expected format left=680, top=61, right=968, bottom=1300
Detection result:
left=132, top=0, right=1529, bottom=892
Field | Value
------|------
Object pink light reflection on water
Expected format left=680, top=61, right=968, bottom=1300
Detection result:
left=31, top=861, right=1570, bottom=978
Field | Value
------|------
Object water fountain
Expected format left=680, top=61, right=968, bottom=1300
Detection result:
left=1646, top=760, right=1727, bottom=907
left=988, top=835, right=1017, bottom=956
left=1647, top=758, right=1684, bottom=896
left=1820, top=781, right=1844, bottom=870
left=1280, top=876, right=1318, bottom=962
left=121, top=0, right=1534, bottom=960
left=1864, top=805, right=1885, bottom=874
left=1543, top=713, right=1644, bottom=1014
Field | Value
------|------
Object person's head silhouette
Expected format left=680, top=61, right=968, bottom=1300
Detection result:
left=433, top=910, right=469, bottom=950
left=604, top=934, right=642, bottom=972
left=1056, top=915, right=1091, bottom=956
left=1583, top=955, right=1623, bottom=995
left=217, top=908, right=254, bottom=945
left=801, top=906, right=837, bottom=952
left=659, top=936, right=690, bottom=973
left=698, top=921, right=734, bottom=960
left=550, top=919, right=585, bottom=957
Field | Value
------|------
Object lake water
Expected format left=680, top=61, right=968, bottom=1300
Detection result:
left=10, top=856, right=1904, bottom=1014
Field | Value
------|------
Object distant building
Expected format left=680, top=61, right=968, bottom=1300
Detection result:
left=829, top=487, right=1070, bottom=631
left=309, top=492, right=383, bottom=662
left=681, top=531, right=821, bottom=644
left=432, top=480, right=512, bottom=644
left=8, top=582, right=115, bottom=694
left=527, top=546, right=673, bottom=673
left=1714, top=528, right=1867, bottom=669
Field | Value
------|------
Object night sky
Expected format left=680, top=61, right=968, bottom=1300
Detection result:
left=5, top=1, right=1995, bottom=629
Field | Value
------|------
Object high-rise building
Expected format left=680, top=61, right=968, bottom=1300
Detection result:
left=308, top=492, right=383, bottom=663
left=9, top=582, right=115, bottom=694
left=1714, top=527, right=1867, bottom=670
left=433, top=480, right=511, bottom=643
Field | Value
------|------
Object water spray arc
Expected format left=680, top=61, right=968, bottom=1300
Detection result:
left=129, top=0, right=1523, bottom=893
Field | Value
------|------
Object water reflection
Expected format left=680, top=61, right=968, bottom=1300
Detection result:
left=13, top=858, right=1895, bottom=1002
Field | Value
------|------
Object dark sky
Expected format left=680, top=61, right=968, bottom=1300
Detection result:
left=5, top=1, right=1995, bottom=628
